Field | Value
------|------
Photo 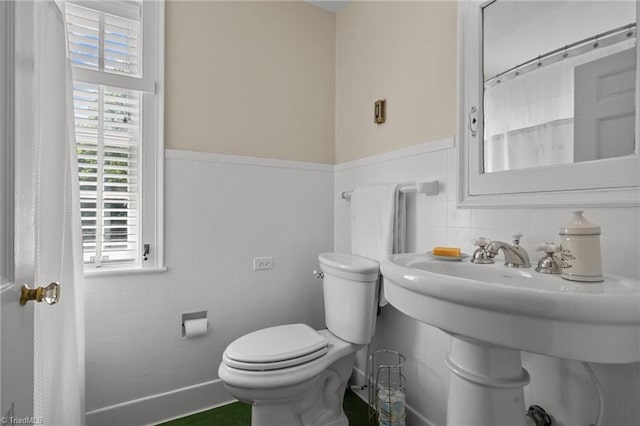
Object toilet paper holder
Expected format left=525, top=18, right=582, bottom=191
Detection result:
left=181, top=310, right=208, bottom=338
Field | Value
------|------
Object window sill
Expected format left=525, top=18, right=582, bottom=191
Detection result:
left=84, top=266, right=167, bottom=278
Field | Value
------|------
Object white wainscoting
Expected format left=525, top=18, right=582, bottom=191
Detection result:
left=84, top=149, right=335, bottom=425
left=83, top=143, right=639, bottom=426
left=335, top=136, right=640, bottom=426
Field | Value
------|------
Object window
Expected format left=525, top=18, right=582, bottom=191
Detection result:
left=66, top=1, right=164, bottom=272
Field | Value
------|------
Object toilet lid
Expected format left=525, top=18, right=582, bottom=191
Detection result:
left=224, top=324, right=328, bottom=371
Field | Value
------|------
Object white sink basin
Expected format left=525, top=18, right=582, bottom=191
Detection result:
left=382, top=253, right=640, bottom=425
left=381, top=253, right=640, bottom=363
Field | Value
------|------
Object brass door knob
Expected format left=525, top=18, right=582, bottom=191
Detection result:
left=20, top=282, right=60, bottom=306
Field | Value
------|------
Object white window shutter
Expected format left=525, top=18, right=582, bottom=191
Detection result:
left=74, top=82, right=140, bottom=267
left=67, top=1, right=148, bottom=269
left=66, top=2, right=141, bottom=77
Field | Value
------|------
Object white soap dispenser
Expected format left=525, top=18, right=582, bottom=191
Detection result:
left=558, top=211, right=603, bottom=282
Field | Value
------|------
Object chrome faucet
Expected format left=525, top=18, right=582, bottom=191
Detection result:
left=486, top=234, right=531, bottom=268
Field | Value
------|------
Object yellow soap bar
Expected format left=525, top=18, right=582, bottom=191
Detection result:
left=432, top=247, right=461, bottom=257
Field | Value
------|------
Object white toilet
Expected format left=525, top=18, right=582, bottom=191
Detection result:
left=218, top=252, right=380, bottom=426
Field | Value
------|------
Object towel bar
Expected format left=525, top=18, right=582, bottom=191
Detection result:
left=340, top=181, right=439, bottom=199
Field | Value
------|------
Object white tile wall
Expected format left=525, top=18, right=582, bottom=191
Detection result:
left=84, top=150, right=335, bottom=425
left=335, top=137, right=640, bottom=426
left=85, top=143, right=639, bottom=426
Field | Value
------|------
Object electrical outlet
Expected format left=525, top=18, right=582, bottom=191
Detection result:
left=253, top=256, right=273, bottom=271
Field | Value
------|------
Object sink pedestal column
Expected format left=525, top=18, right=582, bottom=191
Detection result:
left=445, top=335, right=530, bottom=426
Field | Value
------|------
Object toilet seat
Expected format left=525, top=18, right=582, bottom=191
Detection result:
left=223, top=324, right=329, bottom=371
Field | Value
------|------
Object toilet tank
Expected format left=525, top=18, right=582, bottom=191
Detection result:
left=318, top=253, right=380, bottom=344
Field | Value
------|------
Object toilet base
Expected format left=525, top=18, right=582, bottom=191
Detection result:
left=225, top=353, right=356, bottom=426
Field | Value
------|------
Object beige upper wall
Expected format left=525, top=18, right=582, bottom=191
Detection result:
left=165, top=1, right=336, bottom=163
left=335, top=1, right=458, bottom=163
left=165, top=1, right=457, bottom=165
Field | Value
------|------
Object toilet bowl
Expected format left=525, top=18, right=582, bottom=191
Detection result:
left=218, top=326, right=361, bottom=425
left=218, top=253, right=380, bottom=426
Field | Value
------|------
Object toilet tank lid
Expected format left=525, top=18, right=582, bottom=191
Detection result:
left=225, top=324, right=328, bottom=364
left=318, top=252, right=379, bottom=274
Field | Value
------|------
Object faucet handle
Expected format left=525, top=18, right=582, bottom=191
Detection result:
left=536, top=242, right=560, bottom=254
left=471, top=237, right=495, bottom=264
left=472, top=237, right=490, bottom=247
left=535, top=242, right=562, bottom=274
left=512, top=233, right=524, bottom=245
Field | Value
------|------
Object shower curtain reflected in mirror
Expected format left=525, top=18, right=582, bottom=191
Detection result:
left=483, top=40, right=635, bottom=173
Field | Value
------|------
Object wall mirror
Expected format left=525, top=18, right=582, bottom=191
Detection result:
left=458, top=0, right=640, bottom=207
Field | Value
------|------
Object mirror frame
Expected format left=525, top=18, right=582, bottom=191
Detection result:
left=458, top=0, right=640, bottom=208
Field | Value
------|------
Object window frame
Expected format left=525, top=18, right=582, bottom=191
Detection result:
left=67, top=0, right=165, bottom=275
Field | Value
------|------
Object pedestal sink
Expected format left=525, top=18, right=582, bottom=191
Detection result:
left=380, top=253, right=640, bottom=426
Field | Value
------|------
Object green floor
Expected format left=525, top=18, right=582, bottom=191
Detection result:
left=158, top=389, right=370, bottom=426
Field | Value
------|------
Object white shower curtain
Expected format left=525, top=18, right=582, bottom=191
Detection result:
left=30, top=1, right=85, bottom=424
left=483, top=38, right=635, bottom=173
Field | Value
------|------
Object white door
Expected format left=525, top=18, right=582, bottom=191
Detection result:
left=2, top=1, right=53, bottom=421
left=3, top=1, right=83, bottom=423
left=0, top=183, right=35, bottom=423
left=574, top=47, right=636, bottom=162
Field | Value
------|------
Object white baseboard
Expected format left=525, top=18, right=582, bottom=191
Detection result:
left=351, top=367, right=437, bottom=426
left=86, top=369, right=436, bottom=426
left=86, top=379, right=235, bottom=426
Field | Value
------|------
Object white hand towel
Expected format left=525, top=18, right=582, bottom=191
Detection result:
left=351, top=184, right=406, bottom=307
